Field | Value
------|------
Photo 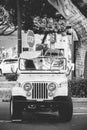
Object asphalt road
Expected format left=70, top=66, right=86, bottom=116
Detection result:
left=0, top=101, right=87, bottom=130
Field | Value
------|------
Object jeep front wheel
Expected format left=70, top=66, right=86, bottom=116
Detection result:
left=58, top=96, right=73, bottom=122
left=10, top=97, right=23, bottom=121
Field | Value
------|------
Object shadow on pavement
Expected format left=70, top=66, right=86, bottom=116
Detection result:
left=11, top=112, right=73, bottom=124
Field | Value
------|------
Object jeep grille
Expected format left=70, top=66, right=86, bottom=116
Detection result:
left=32, top=83, right=48, bottom=99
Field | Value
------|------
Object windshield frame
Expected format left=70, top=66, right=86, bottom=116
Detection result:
left=19, top=57, right=67, bottom=73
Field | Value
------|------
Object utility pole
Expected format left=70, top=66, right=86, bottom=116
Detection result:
left=17, top=0, right=22, bottom=57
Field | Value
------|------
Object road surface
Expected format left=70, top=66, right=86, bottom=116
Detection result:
left=0, top=101, right=87, bottom=130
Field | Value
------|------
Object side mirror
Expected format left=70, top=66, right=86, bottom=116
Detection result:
left=71, top=63, right=74, bottom=71
left=65, top=63, right=74, bottom=76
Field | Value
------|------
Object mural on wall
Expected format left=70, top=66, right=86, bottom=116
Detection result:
left=48, top=0, right=80, bottom=18
left=48, top=0, right=87, bottom=39
left=0, top=6, right=17, bottom=36
left=48, top=0, right=87, bottom=78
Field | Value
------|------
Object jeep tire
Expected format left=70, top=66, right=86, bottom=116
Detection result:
left=10, top=97, right=23, bottom=121
left=58, top=96, right=73, bottom=122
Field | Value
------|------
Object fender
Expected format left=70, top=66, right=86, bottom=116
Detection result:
left=54, top=86, right=68, bottom=97
left=12, top=87, right=26, bottom=97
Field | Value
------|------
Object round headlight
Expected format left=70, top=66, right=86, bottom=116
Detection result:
left=48, top=83, right=56, bottom=91
left=24, top=83, right=32, bottom=91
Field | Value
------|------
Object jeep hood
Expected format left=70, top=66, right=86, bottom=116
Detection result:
left=18, top=73, right=67, bottom=84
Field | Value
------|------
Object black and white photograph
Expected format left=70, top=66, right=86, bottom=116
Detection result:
left=0, top=0, right=87, bottom=130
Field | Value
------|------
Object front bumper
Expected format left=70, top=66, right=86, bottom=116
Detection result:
left=13, top=96, right=69, bottom=112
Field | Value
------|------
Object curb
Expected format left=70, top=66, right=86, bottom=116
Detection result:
left=72, top=98, right=87, bottom=103
left=1, top=98, right=87, bottom=103
left=0, top=81, right=16, bottom=84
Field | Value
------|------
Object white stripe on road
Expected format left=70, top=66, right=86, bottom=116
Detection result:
left=0, top=119, right=22, bottom=123
left=73, top=113, right=87, bottom=115
left=0, top=120, right=11, bottom=123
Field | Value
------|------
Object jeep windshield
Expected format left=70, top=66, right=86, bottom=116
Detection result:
left=19, top=56, right=66, bottom=72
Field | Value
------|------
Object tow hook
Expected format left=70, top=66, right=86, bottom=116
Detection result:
left=28, top=104, right=36, bottom=109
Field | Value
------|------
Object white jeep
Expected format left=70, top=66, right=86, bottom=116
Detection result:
left=10, top=51, right=73, bottom=122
